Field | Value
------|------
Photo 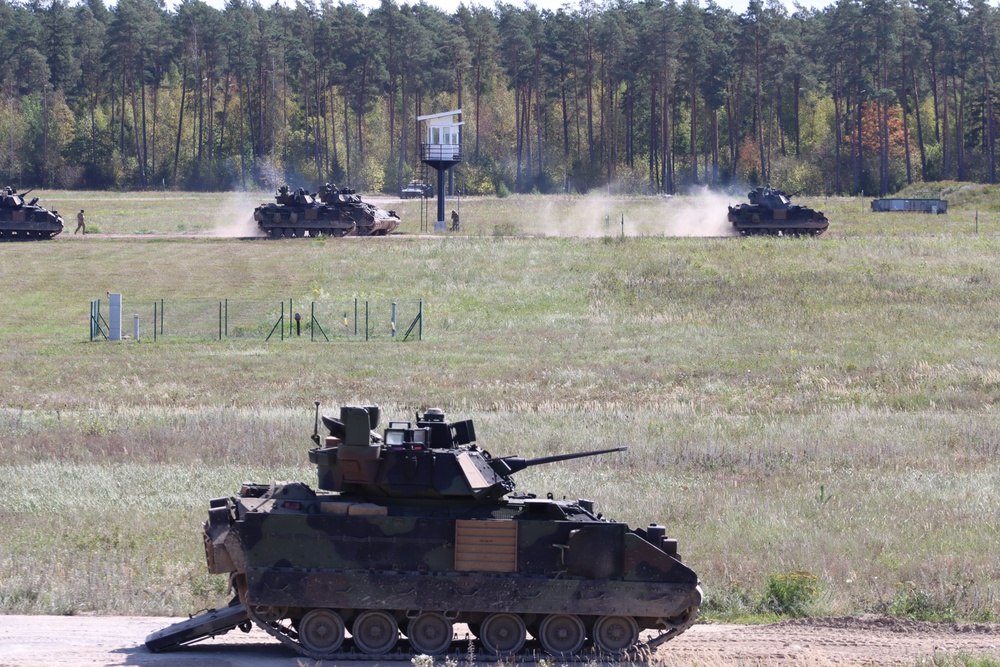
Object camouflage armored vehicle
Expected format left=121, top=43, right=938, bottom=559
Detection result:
left=728, top=185, right=829, bottom=236
left=0, top=187, right=64, bottom=240
left=400, top=180, right=432, bottom=199
left=147, top=403, right=702, bottom=660
left=254, top=184, right=400, bottom=238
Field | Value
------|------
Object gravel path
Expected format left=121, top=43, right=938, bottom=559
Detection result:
left=0, top=615, right=998, bottom=666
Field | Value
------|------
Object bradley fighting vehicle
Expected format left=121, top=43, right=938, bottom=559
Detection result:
left=400, top=180, right=432, bottom=199
left=728, top=185, right=829, bottom=236
left=254, top=184, right=400, bottom=238
left=146, top=403, right=701, bottom=660
left=0, top=187, right=64, bottom=240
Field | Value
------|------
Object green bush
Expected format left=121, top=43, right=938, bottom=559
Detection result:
left=760, top=571, right=820, bottom=617
left=882, top=582, right=960, bottom=622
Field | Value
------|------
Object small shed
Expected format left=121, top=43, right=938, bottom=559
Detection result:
left=870, top=198, right=948, bottom=214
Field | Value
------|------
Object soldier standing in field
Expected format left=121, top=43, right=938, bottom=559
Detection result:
left=450, top=209, right=460, bottom=232
left=75, top=209, right=86, bottom=234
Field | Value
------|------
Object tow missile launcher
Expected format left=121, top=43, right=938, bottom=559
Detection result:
left=146, top=403, right=702, bottom=660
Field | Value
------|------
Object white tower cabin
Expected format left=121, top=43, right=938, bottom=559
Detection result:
left=417, top=109, right=463, bottom=230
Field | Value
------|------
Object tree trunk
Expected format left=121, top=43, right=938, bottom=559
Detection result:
left=794, top=73, right=801, bottom=158
left=690, top=69, right=698, bottom=184
left=912, top=68, right=927, bottom=180
left=982, top=36, right=996, bottom=183
left=174, top=61, right=187, bottom=185
left=942, top=73, right=949, bottom=178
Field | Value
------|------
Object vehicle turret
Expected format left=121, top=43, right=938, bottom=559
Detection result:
left=309, top=403, right=625, bottom=502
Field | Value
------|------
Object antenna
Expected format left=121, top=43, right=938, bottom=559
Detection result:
left=311, top=401, right=321, bottom=445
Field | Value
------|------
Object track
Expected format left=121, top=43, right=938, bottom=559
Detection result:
left=235, top=602, right=697, bottom=662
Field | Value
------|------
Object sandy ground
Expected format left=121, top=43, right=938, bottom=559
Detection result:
left=0, top=615, right=998, bottom=666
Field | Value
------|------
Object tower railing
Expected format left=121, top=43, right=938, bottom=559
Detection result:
left=420, top=144, right=463, bottom=162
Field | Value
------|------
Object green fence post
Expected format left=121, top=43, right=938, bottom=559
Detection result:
left=365, top=301, right=369, bottom=341
left=419, top=299, right=423, bottom=340
left=225, top=299, right=228, bottom=338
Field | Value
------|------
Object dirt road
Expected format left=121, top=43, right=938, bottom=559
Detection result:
left=0, top=615, right=996, bottom=666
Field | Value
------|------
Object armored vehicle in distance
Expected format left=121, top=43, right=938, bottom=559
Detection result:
left=147, top=403, right=702, bottom=660
left=0, top=187, right=64, bottom=240
left=400, top=180, right=432, bottom=199
left=728, top=185, right=829, bottom=236
left=254, top=184, right=400, bottom=238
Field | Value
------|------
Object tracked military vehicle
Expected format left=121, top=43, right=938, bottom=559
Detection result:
left=0, top=187, right=64, bottom=240
left=400, top=180, right=432, bottom=199
left=728, top=185, right=829, bottom=236
left=254, top=184, right=400, bottom=238
left=146, top=403, right=702, bottom=660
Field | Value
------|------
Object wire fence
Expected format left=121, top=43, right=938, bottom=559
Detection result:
left=89, top=297, right=423, bottom=342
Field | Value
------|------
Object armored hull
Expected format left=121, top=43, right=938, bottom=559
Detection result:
left=728, top=185, right=828, bottom=236
left=400, top=180, right=431, bottom=199
left=148, top=404, right=701, bottom=660
left=254, top=185, right=400, bottom=238
left=0, top=189, right=64, bottom=240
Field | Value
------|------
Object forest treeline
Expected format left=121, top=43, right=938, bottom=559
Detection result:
left=0, top=0, right=997, bottom=195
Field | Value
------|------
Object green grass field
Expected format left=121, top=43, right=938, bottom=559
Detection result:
left=1, top=184, right=998, bottom=625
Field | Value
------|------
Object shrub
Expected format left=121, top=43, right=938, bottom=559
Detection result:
left=760, top=571, right=819, bottom=617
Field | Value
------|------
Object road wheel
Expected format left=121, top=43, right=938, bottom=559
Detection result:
left=538, top=614, right=585, bottom=657
left=480, top=613, right=526, bottom=657
left=298, top=609, right=345, bottom=654
left=407, top=612, right=452, bottom=656
left=352, top=610, right=398, bottom=655
left=593, top=615, right=639, bottom=655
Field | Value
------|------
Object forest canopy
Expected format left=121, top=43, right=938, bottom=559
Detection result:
left=0, top=0, right=996, bottom=195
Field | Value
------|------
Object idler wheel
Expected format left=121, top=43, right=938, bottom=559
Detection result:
left=298, top=609, right=345, bottom=654
left=406, top=612, right=453, bottom=656
left=538, top=614, right=586, bottom=657
left=352, top=610, right=398, bottom=655
left=479, top=612, right=526, bottom=657
left=593, top=615, right=639, bottom=655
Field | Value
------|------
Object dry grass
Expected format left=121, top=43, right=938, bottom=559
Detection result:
left=1, top=188, right=999, bottom=621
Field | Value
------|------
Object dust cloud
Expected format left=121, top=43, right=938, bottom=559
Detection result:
left=205, top=192, right=267, bottom=238
left=534, top=187, right=736, bottom=238
left=661, top=187, right=737, bottom=237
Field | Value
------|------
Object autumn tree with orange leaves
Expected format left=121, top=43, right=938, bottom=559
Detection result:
left=845, top=102, right=914, bottom=194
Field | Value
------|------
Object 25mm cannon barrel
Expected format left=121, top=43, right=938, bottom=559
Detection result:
left=491, top=446, right=627, bottom=476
